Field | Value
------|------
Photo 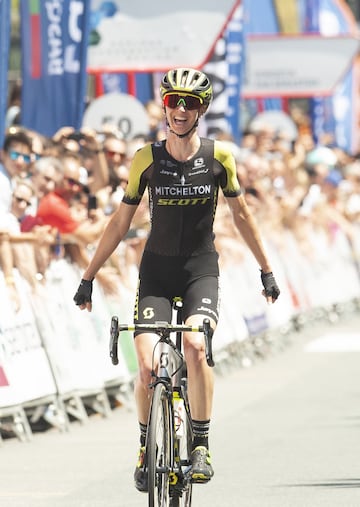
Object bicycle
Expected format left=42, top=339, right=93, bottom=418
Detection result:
left=109, top=299, right=215, bottom=507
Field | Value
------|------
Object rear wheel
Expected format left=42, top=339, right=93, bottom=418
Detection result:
left=148, top=383, right=172, bottom=507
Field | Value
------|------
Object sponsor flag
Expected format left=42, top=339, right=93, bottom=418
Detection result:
left=0, top=0, right=11, bottom=146
left=301, top=0, right=359, bottom=153
left=203, top=2, right=244, bottom=141
left=20, top=0, right=90, bottom=137
left=224, top=4, right=243, bottom=143
left=301, top=0, right=328, bottom=146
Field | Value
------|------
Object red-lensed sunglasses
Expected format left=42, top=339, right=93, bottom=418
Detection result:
left=105, top=150, right=126, bottom=158
left=65, top=177, right=83, bottom=187
left=163, top=93, right=203, bottom=111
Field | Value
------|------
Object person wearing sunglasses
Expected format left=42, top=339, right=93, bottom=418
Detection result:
left=0, top=178, right=56, bottom=295
left=1, top=179, right=35, bottom=232
left=35, top=153, right=118, bottom=295
left=73, top=67, right=280, bottom=490
left=36, top=152, right=104, bottom=239
left=0, top=130, right=33, bottom=213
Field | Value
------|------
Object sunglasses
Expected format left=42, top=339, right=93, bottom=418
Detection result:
left=13, top=195, right=32, bottom=207
left=105, top=150, right=126, bottom=158
left=163, top=93, right=203, bottom=111
left=8, top=150, right=32, bottom=164
left=65, top=177, right=82, bottom=187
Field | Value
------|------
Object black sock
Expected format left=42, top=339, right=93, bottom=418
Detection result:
left=139, top=422, right=147, bottom=447
left=192, top=419, right=210, bottom=449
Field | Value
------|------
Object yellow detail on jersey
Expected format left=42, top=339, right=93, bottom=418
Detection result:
left=214, top=140, right=241, bottom=195
left=158, top=197, right=211, bottom=206
left=125, top=143, right=153, bottom=200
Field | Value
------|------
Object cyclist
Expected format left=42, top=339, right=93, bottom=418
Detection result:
left=73, top=67, right=280, bottom=492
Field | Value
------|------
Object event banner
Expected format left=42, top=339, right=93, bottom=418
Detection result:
left=203, top=2, right=243, bottom=142
left=88, top=0, right=238, bottom=72
left=20, top=0, right=90, bottom=137
left=303, top=0, right=358, bottom=153
left=0, top=0, right=11, bottom=146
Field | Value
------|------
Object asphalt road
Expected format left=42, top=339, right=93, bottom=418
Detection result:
left=1, top=312, right=360, bottom=507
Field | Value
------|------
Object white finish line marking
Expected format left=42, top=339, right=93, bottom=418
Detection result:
left=305, top=332, right=360, bottom=353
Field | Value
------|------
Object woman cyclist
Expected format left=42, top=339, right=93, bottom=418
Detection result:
left=73, top=67, right=280, bottom=492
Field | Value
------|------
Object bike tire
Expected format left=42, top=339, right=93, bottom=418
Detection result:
left=170, top=393, right=193, bottom=506
left=148, top=383, right=172, bottom=507
left=179, top=395, right=193, bottom=506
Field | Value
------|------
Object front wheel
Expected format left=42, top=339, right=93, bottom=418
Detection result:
left=148, top=383, right=172, bottom=507
left=170, top=394, right=193, bottom=506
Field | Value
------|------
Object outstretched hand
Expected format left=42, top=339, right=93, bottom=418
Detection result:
left=260, top=271, right=280, bottom=304
left=73, top=278, right=93, bottom=312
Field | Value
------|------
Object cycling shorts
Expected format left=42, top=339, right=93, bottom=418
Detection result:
left=133, top=251, right=220, bottom=334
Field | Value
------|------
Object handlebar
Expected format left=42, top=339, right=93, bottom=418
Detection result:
left=109, top=317, right=214, bottom=367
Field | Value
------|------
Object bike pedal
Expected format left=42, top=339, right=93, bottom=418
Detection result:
left=191, top=474, right=211, bottom=484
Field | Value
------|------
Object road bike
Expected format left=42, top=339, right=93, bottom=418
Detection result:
left=109, top=300, right=214, bottom=507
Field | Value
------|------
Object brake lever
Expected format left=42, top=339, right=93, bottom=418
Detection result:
left=203, top=318, right=215, bottom=367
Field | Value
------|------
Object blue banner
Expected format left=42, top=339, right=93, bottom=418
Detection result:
left=243, top=0, right=279, bottom=35
left=203, top=2, right=244, bottom=141
left=0, top=0, right=11, bottom=146
left=20, top=0, right=90, bottom=137
left=301, top=0, right=325, bottom=145
left=332, top=68, right=354, bottom=154
left=224, top=4, right=243, bottom=143
left=300, top=0, right=356, bottom=152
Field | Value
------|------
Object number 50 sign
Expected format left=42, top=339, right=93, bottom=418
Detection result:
left=82, top=92, right=149, bottom=139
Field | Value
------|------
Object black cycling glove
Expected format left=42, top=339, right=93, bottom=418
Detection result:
left=260, top=271, right=280, bottom=301
left=73, top=278, right=93, bottom=306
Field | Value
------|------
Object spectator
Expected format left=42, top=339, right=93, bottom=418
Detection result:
left=144, top=99, right=166, bottom=141
left=35, top=152, right=117, bottom=294
left=0, top=129, right=33, bottom=212
left=30, top=156, right=64, bottom=201
left=20, top=156, right=64, bottom=232
left=0, top=178, right=55, bottom=291
left=95, top=134, right=129, bottom=214
left=103, top=134, right=128, bottom=177
left=35, top=152, right=104, bottom=241
left=51, top=126, right=109, bottom=193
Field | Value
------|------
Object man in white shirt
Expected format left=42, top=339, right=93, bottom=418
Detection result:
left=0, top=129, right=33, bottom=213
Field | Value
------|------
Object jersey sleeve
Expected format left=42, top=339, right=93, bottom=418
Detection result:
left=214, top=140, right=242, bottom=197
left=123, top=143, right=153, bottom=204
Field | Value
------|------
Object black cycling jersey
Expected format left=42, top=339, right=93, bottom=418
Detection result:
left=123, top=138, right=241, bottom=256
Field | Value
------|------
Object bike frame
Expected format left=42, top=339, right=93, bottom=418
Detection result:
left=109, top=313, right=214, bottom=506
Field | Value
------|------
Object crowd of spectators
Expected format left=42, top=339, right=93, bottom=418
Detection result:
left=1, top=94, right=360, bottom=313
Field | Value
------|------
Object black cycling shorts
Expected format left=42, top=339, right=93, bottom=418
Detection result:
left=133, top=251, right=220, bottom=332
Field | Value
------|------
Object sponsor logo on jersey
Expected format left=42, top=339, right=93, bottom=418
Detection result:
left=194, top=157, right=205, bottom=167
left=157, top=197, right=211, bottom=206
left=155, top=184, right=211, bottom=196
left=160, top=169, right=178, bottom=177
